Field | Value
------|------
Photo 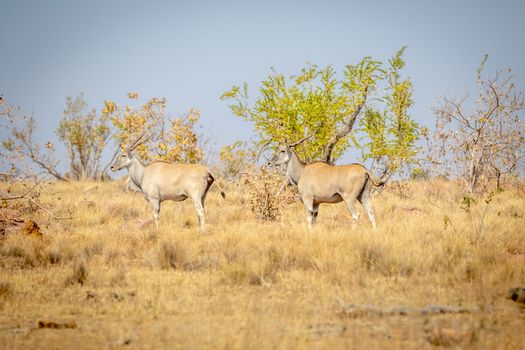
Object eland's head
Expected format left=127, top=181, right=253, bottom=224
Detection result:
left=110, top=132, right=152, bottom=172
left=111, top=152, right=133, bottom=172
left=267, top=145, right=292, bottom=168
left=265, top=134, right=313, bottom=168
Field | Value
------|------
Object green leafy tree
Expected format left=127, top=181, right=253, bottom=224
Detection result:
left=360, top=47, right=420, bottom=182
left=221, top=57, right=382, bottom=163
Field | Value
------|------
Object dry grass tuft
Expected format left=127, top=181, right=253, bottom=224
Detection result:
left=145, top=239, right=190, bottom=270
left=0, top=282, right=12, bottom=299
left=65, top=260, right=88, bottom=286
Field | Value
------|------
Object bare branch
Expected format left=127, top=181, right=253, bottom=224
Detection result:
left=0, top=180, right=41, bottom=200
left=27, top=198, right=73, bottom=221
left=322, top=87, right=368, bottom=163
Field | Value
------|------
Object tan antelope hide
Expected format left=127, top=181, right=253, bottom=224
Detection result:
left=111, top=133, right=225, bottom=230
left=267, top=139, right=383, bottom=229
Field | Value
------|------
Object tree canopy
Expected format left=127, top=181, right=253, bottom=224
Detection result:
left=221, top=47, right=421, bottom=181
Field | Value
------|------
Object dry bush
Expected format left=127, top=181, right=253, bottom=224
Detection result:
left=65, top=260, right=88, bottom=286
left=0, top=233, right=47, bottom=269
left=107, top=202, right=142, bottom=220
left=109, top=268, right=128, bottom=287
left=356, top=240, right=415, bottom=277
left=242, top=167, right=295, bottom=221
left=43, top=234, right=76, bottom=265
left=388, top=180, right=414, bottom=199
left=221, top=240, right=318, bottom=286
left=222, top=259, right=278, bottom=286
left=0, top=281, right=12, bottom=299
left=82, top=239, right=105, bottom=259
left=145, top=239, right=191, bottom=270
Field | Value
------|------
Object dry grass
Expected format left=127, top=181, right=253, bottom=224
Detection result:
left=0, top=179, right=524, bottom=349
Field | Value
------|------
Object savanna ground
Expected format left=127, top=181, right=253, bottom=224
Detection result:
left=0, top=178, right=524, bottom=349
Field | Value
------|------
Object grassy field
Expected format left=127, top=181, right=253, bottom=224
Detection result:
left=0, top=178, right=524, bottom=349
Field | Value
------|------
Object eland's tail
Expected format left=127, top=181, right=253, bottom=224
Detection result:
left=208, top=172, right=226, bottom=199
left=365, top=171, right=386, bottom=188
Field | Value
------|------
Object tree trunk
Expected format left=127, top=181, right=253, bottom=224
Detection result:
left=495, top=168, right=502, bottom=191
left=322, top=88, right=369, bottom=164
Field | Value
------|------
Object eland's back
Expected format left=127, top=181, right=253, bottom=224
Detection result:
left=142, top=162, right=211, bottom=201
left=298, top=162, right=369, bottom=203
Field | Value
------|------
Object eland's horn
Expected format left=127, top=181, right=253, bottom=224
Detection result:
left=128, top=131, right=153, bottom=153
left=288, top=134, right=313, bottom=148
left=256, top=140, right=272, bottom=162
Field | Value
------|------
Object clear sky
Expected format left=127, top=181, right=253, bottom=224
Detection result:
left=1, top=0, right=524, bottom=165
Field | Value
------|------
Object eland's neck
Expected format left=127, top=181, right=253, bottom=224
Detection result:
left=128, top=157, right=145, bottom=190
left=287, top=151, right=305, bottom=186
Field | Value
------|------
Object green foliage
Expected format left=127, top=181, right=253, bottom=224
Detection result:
left=410, top=168, right=429, bottom=180
left=221, top=57, right=382, bottom=163
left=360, top=47, right=420, bottom=178
left=461, top=195, right=476, bottom=214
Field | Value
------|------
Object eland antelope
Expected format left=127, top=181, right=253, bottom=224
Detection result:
left=267, top=137, right=384, bottom=229
left=111, top=133, right=225, bottom=230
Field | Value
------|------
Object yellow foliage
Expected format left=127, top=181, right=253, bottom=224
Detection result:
left=103, top=93, right=204, bottom=163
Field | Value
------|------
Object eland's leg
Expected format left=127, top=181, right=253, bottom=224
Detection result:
left=358, top=192, right=376, bottom=229
left=357, top=178, right=377, bottom=229
left=344, top=198, right=360, bottom=230
left=149, top=198, right=161, bottom=229
left=303, top=197, right=316, bottom=229
left=311, top=204, right=319, bottom=225
left=192, top=196, right=206, bottom=230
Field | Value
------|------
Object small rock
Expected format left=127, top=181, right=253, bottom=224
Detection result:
left=85, top=291, right=98, bottom=300
left=393, top=205, right=422, bottom=213
left=426, top=327, right=475, bottom=347
left=113, top=338, right=132, bottom=346
left=0, top=208, right=22, bottom=221
left=22, top=220, right=42, bottom=238
left=506, top=287, right=525, bottom=305
left=110, top=292, right=124, bottom=302
left=76, top=200, right=96, bottom=209
left=136, top=218, right=153, bottom=229
left=37, top=320, right=77, bottom=329
left=83, top=185, right=99, bottom=193
left=308, top=322, right=346, bottom=337
left=3, top=225, right=23, bottom=236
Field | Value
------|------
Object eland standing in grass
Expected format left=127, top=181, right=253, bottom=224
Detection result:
left=111, top=133, right=225, bottom=230
left=267, top=136, right=384, bottom=229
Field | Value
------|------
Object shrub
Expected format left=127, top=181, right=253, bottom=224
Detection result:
left=0, top=281, right=12, bottom=298
left=65, top=260, right=88, bottom=286
left=146, top=240, right=189, bottom=270
left=242, top=167, right=295, bottom=221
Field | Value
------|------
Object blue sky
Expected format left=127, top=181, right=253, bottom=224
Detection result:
left=1, top=0, right=524, bottom=165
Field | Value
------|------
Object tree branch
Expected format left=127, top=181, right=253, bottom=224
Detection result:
left=322, top=87, right=368, bottom=163
left=0, top=180, right=41, bottom=200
